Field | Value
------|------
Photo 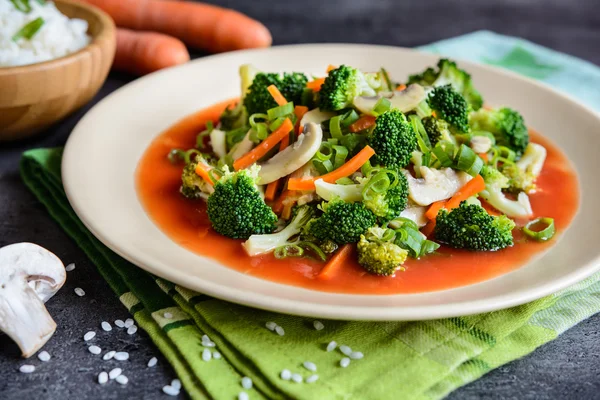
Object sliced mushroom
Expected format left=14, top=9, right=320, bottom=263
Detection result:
left=257, top=122, right=323, bottom=184
left=405, top=167, right=473, bottom=206
left=352, top=84, right=426, bottom=115
left=0, top=243, right=66, bottom=358
left=398, top=205, right=428, bottom=227
left=299, top=108, right=336, bottom=127
left=209, top=128, right=227, bottom=159
left=230, top=129, right=254, bottom=160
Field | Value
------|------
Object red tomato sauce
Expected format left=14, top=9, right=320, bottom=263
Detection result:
left=136, top=101, right=580, bottom=295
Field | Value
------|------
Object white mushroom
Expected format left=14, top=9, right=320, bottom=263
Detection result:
left=516, top=143, right=547, bottom=177
left=352, top=84, right=426, bottom=116
left=299, top=108, right=336, bottom=127
left=405, top=167, right=473, bottom=206
left=209, top=128, right=227, bottom=159
left=397, top=205, right=428, bottom=227
left=257, top=122, right=323, bottom=184
left=0, top=243, right=66, bottom=358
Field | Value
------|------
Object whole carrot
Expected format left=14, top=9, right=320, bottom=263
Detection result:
left=80, top=0, right=272, bottom=53
left=113, top=29, right=190, bottom=76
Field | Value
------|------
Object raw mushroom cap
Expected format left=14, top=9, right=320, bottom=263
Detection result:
left=0, top=243, right=66, bottom=358
left=352, top=84, right=426, bottom=115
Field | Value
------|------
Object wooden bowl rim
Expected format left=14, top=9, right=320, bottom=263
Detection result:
left=0, top=0, right=116, bottom=76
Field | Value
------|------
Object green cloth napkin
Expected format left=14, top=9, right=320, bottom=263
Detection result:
left=20, top=31, right=600, bottom=400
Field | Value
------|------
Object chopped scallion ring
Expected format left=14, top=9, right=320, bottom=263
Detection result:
left=13, top=17, right=44, bottom=41
left=456, top=144, right=484, bottom=176
left=523, top=218, right=555, bottom=241
left=371, top=97, right=391, bottom=116
left=10, top=0, right=31, bottom=13
left=267, top=102, right=294, bottom=120
left=329, top=115, right=344, bottom=139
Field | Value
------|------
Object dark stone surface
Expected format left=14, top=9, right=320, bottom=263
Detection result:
left=1, top=0, right=599, bottom=398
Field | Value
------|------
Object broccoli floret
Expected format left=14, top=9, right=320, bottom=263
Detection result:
left=480, top=165, right=534, bottom=219
left=309, top=199, right=377, bottom=244
left=242, top=205, right=314, bottom=256
left=480, top=165, right=510, bottom=189
left=501, top=164, right=536, bottom=193
left=357, top=227, right=408, bottom=276
left=319, top=65, right=382, bottom=111
left=363, top=172, right=409, bottom=222
left=421, top=115, right=454, bottom=146
left=368, top=109, right=417, bottom=168
left=427, top=85, right=470, bottom=133
left=434, top=202, right=515, bottom=251
left=470, top=107, right=529, bottom=156
left=319, top=239, right=339, bottom=254
left=207, top=165, right=277, bottom=239
left=407, top=58, right=484, bottom=111
left=180, top=159, right=215, bottom=200
left=501, top=143, right=547, bottom=193
left=243, top=72, right=308, bottom=115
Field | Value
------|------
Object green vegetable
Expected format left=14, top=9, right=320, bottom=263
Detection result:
left=455, top=144, right=484, bottom=176
left=357, top=227, right=408, bottom=276
left=10, top=0, right=32, bottom=12
left=427, top=85, right=471, bottom=133
left=434, top=201, right=515, bottom=251
left=180, top=159, right=215, bottom=199
left=243, top=72, right=308, bottom=115
left=308, top=199, right=377, bottom=244
left=318, top=65, right=382, bottom=111
left=470, top=107, right=529, bottom=157
left=421, top=116, right=454, bottom=147
left=368, top=109, right=417, bottom=168
left=362, top=170, right=409, bottom=222
left=407, top=58, right=484, bottom=111
left=523, top=217, right=555, bottom=241
left=13, top=17, right=44, bottom=41
left=207, top=165, right=277, bottom=239
left=502, top=163, right=536, bottom=193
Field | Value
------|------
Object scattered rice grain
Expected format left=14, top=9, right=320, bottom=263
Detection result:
left=238, top=392, right=249, bottom=400
left=147, top=357, right=157, bottom=367
left=340, top=357, right=351, bottom=368
left=114, top=352, right=129, bottom=361
left=306, top=374, right=319, bottom=383
left=103, top=351, right=116, bottom=361
left=98, top=371, right=108, bottom=384
left=213, top=351, right=221, bottom=359
left=83, top=331, right=96, bottom=341
left=65, top=263, right=76, bottom=272
left=74, top=287, right=85, bottom=297
left=280, top=369, right=291, bottom=380
left=114, top=319, right=125, bottom=328
left=171, top=379, right=181, bottom=390
left=202, top=348, right=212, bottom=362
left=124, top=318, right=134, bottom=328
left=127, top=325, right=138, bottom=335
left=349, top=351, right=364, bottom=360
left=303, top=361, right=317, bottom=372
left=339, top=345, right=352, bottom=356
left=88, top=345, right=101, bottom=355
left=265, top=321, right=277, bottom=331
left=116, top=375, right=128, bottom=385
left=291, top=373, right=303, bottom=383
left=162, top=385, right=179, bottom=396
left=241, top=376, right=253, bottom=389
left=163, top=312, right=173, bottom=319
left=101, top=321, right=112, bottom=332
left=37, top=351, right=51, bottom=362
left=19, top=365, right=35, bottom=373
left=275, top=326, right=285, bottom=336
left=326, top=341, right=337, bottom=352
left=313, top=320, right=325, bottom=331
left=108, top=368, right=122, bottom=379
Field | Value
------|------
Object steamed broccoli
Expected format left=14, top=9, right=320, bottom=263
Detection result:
left=357, top=227, right=408, bottom=276
left=318, top=65, right=382, bottom=111
left=434, top=201, right=515, bottom=251
left=469, top=107, right=529, bottom=156
left=180, top=159, right=215, bottom=200
left=421, top=115, right=454, bottom=146
left=206, top=165, right=277, bottom=239
left=407, top=58, right=484, bottom=111
left=427, top=85, right=471, bottom=133
left=502, top=143, right=547, bottom=193
left=242, top=205, right=314, bottom=256
left=502, top=164, right=536, bottom=193
left=308, top=199, right=377, bottom=244
left=368, top=109, right=417, bottom=168
left=479, top=165, right=534, bottom=218
left=243, top=72, right=308, bottom=115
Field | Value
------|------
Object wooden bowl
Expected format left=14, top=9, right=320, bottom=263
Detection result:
left=0, top=0, right=116, bottom=141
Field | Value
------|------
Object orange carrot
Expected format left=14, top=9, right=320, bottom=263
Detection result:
left=194, top=162, right=215, bottom=186
left=233, top=118, right=293, bottom=170
left=479, top=152, right=488, bottom=162
left=425, top=200, right=447, bottom=220
left=265, top=180, right=280, bottom=201
left=326, top=64, right=337, bottom=73
left=445, top=174, right=486, bottom=210
left=267, top=85, right=288, bottom=106
left=349, top=115, right=377, bottom=133
left=306, top=78, right=326, bottom=92
left=421, top=220, right=436, bottom=237
left=79, top=0, right=272, bottom=53
left=273, top=190, right=293, bottom=214
left=282, top=203, right=293, bottom=220
left=113, top=29, right=190, bottom=75
left=396, top=84, right=407, bottom=91
left=294, top=105, right=309, bottom=134
left=287, top=145, right=376, bottom=191
left=319, top=244, right=353, bottom=279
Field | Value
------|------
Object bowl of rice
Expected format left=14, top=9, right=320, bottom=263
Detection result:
left=0, top=0, right=116, bottom=141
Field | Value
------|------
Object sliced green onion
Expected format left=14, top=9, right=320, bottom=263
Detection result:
left=329, top=115, right=344, bottom=139
left=362, top=170, right=390, bottom=201
left=387, top=217, right=419, bottom=231
left=340, top=133, right=366, bottom=155
left=313, top=159, right=334, bottom=175
left=167, top=149, right=186, bottom=164
left=420, top=240, right=440, bottom=256
left=432, top=142, right=455, bottom=167
left=490, top=145, right=517, bottom=168
left=408, top=115, right=432, bottom=152
left=249, top=122, right=268, bottom=143
left=360, top=160, right=375, bottom=177
left=335, top=177, right=355, bottom=185
left=225, top=126, right=248, bottom=148
left=298, top=242, right=327, bottom=261
left=267, top=102, right=294, bottom=120
left=422, top=152, right=432, bottom=168
left=10, top=0, right=31, bottom=12
left=13, top=17, right=44, bottom=41
left=249, top=113, right=268, bottom=128
left=341, top=110, right=360, bottom=127
left=196, top=121, right=214, bottom=149
left=394, top=227, right=423, bottom=258
left=456, top=144, right=484, bottom=177
left=207, top=168, right=223, bottom=184
left=380, top=67, right=394, bottom=92
left=372, top=97, right=391, bottom=116
left=331, top=145, right=348, bottom=169
left=274, top=244, right=304, bottom=259
left=314, top=142, right=334, bottom=161
left=523, top=218, right=555, bottom=241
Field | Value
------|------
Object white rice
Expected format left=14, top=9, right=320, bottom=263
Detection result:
left=349, top=351, right=364, bottom=360
left=74, top=287, right=85, bottom=297
left=241, top=376, right=253, bottom=390
left=313, top=320, right=325, bottom=331
left=19, top=364, right=35, bottom=373
left=238, top=392, right=249, bottom=400
left=213, top=351, right=222, bottom=359
left=115, top=375, right=128, bottom=385
left=291, top=373, right=303, bottom=383
left=340, top=357, right=351, bottom=368
left=97, top=371, right=108, bottom=384
left=306, top=374, right=319, bottom=383
left=162, top=385, right=180, bottom=396
left=339, top=345, right=352, bottom=356
left=171, top=379, right=181, bottom=390
left=88, top=345, right=101, bottom=355
left=280, top=369, right=291, bottom=380
left=108, top=368, right=122, bottom=379
left=0, top=0, right=91, bottom=67
left=147, top=357, right=158, bottom=367
left=303, top=361, right=317, bottom=372
left=103, top=351, right=116, bottom=361
left=37, top=351, right=51, bottom=362
left=83, top=331, right=96, bottom=341
left=101, top=321, right=112, bottom=332
left=326, top=341, right=337, bottom=352
left=202, top=348, right=212, bottom=362
left=114, top=352, right=129, bottom=361
left=65, top=263, right=75, bottom=272
left=114, top=319, right=125, bottom=328
left=127, top=325, right=138, bottom=335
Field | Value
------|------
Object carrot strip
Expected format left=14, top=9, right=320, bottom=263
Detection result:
left=267, top=85, right=287, bottom=106
left=326, top=64, right=337, bottom=73
left=396, top=84, right=407, bottom=91
left=287, top=146, right=376, bottom=191
left=265, top=180, right=280, bottom=201
left=294, top=105, right=309, bottom=134
left=425, top=200, right=447, bottom=220
left=306, top=77, right=326, bottom=92
left=233, top=118, right=293, bottom=170
left=273, top=190, right=292, bottom=214
left=421, top=220, right=436, bottom=237
left=445, top=174, right=486, bottom=210
left=195, top=162, right=215, bottom=186
left=319, top=244, right=353, bottom=279
left=479, top=152, right=488, bottom=162
left=349, top=115, right=377, bottom=133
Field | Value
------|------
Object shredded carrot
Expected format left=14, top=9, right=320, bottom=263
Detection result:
left=194, top=162, right=215, bottom=186
left=282, top=203, right=293, bottom=220
left=273, top=190, right=293, bottom=214
left=318, top=244, right=353, bottom=279
left=294, top=105, right=309, bottom=134
left=425, top=200, right=447, bottom=220
left=421, top=220, right=436, bottom=237
left=267, top=84, right=287, bottom=106
left=265, top=180, right=280, bottom=201
left=287, top=145, right=376, bottom=191
left=445, top=174, right=486, bottom=210
left=349, top=115, right=376, bottom=133
left=233, top=118, right=293, bottom=170
left=396, top=84, right=407, bottom=91
left=306, top=77, right=326, bottom=92
left=326, top=64, right=337, bottom=73
left=479, top=152, right=488, bottom=162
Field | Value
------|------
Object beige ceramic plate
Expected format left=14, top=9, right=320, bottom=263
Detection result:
left=62, top=44, right=599, bottom=320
